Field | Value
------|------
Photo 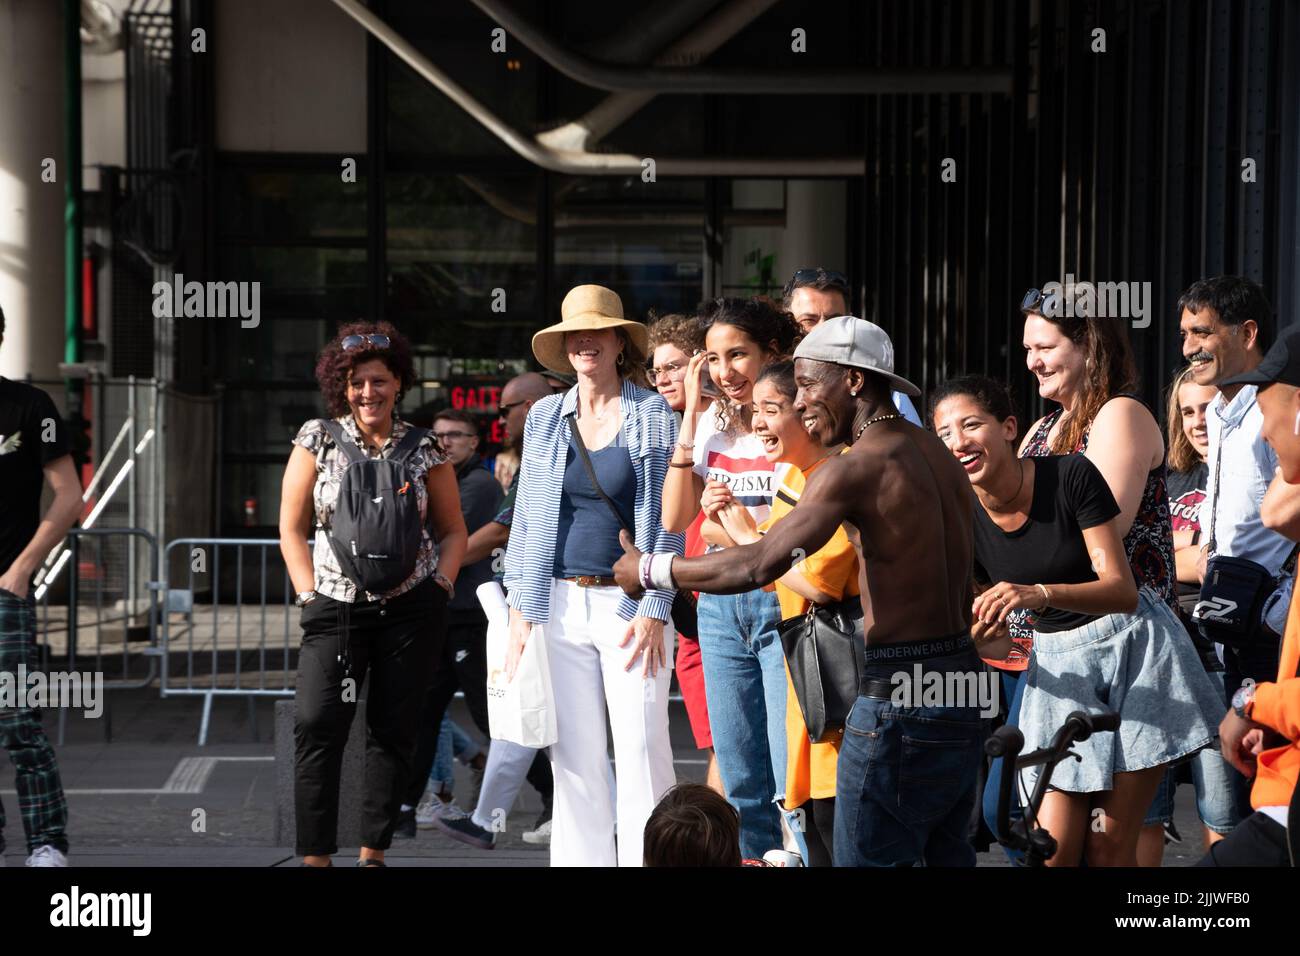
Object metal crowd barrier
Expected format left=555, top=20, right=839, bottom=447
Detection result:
left=159, top=538, right=299, bottom=746
left=33, top=527, right=162, bottom=744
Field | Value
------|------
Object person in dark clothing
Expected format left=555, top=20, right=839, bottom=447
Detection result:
left=432, top=373, right=557, bottom=850
left=0, top=305, right=84, bottom=867
left=396, top=409, right=504, bottom=835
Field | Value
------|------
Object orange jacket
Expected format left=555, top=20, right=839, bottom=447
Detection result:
left=1249, top=587, right=1300, bottom=809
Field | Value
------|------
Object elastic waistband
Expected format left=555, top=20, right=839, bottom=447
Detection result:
left=863, top=632, right=972, bottom=665
left=1032, top=587, right=1168, bottom=653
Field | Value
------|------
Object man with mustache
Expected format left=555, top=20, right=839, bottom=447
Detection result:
left=1196, top=325, right=1300, bottom=866
left=1179, top=276, right=1300, bottom=823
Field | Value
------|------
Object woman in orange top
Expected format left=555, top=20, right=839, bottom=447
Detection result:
left=711, top=360, right=859, bottom=866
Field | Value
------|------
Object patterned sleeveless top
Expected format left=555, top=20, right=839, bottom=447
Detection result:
left=1000, top=400, right=1177, bottom=668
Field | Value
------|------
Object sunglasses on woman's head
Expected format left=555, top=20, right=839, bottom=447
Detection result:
left=1020, top=288, right=1062, bottom=317
left=341, top=333, right=391, bottom=351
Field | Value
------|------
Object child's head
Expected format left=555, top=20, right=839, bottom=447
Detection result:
left=643, top=783, right=742, bottom=867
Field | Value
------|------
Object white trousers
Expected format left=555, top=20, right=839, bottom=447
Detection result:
left=472, top=738, right=537, bottom=833
left=545, top=581, right=676, bottom=867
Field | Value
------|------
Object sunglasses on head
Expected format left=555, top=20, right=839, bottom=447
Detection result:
left=341, top=333, right=391, bottom=351
left=1020, top=288, right=1062, bottom=317
left=782, top=268, right=850, bottom=300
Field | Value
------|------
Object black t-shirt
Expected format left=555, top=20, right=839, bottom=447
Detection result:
left=973, top=454, right=1121, bottom=633
left=1166, top=463, right=1208, bottom=598
left=450, top=454, right=505, bottom=611
left=0, top=378, right=70, bottom=583
left=1165, top=461, right=1221, bottom=669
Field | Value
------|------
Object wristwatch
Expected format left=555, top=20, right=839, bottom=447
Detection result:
left=295, top=590, right=318, bottom=607
left=1231, top=682, right=1256, bottom=719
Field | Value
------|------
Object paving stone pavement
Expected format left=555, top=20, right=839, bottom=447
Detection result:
left=0, top=687, right=1210, bottom=867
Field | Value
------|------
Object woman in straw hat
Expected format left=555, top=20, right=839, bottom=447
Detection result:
left=501, top=284, right=684, bottom=867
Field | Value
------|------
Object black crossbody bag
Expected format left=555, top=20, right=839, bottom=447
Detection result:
left=1194, top=440, right=1298, bottom=648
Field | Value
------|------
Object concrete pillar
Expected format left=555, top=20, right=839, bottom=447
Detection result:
left=0, top=0, right=67, bottom=381
left=779, top=179, right=848, bottom=285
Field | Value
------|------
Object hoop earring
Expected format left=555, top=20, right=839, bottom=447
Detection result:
left=616, top=351, right=626, bottom=367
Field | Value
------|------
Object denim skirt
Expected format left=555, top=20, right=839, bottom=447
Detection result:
left=1018, top=588, right=1225, bottom=795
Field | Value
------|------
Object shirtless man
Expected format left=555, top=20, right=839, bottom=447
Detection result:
left=615, top=317, right=990, bottom=866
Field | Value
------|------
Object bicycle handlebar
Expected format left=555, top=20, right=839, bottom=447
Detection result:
left=987, top=709, right=1119, bottom=866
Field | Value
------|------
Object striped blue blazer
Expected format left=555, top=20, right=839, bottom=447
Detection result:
left=504, top=378, right=685, bottom=624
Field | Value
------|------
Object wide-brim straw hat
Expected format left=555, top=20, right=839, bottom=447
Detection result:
left=532, top=284, right=649, bottom=375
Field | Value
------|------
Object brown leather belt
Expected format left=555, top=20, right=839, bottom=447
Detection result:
left=561, top=575, right=618, bottom=588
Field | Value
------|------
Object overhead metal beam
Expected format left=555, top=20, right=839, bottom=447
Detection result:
left=330, top=0, right=865, bottom=177
left=469, top=0, right=1013, bottom=95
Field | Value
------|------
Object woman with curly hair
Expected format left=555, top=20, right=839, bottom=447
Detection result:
left=279, top=321, right=467, bottom=868
left=660, top=297, right=800, bottom=859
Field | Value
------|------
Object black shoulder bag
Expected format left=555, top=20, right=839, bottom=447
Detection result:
left=1193, top=440, right=1298, bottom=649
left=777, top=594, right=865, bottom=744
left=759, top=449, right=864, bottom=744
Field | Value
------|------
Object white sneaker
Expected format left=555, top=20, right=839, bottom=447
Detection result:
left=25, top=846, right=68, bottom=867
left=521, top=818, right=552, bottom=845
left=415, top=791, right=464, bottom=829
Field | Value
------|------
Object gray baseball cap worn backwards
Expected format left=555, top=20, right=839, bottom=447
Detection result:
left=793, top=316, right=921, bottom=397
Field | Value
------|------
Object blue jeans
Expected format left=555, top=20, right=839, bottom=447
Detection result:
left=696, top=588, right=788, bottom=859
left=982, top=669, right=1026, bottom=863
left=429, top=718, right=479, bottom=792
left=1147, top=670, right=1247, bottom=834
left=834, top=649, right=987, bottom=866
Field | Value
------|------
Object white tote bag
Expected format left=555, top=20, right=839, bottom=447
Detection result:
left=479, top=582, right=558, bottom=748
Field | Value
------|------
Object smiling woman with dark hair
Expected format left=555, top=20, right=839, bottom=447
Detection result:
left=279, top=320, right=467, bottom=869
left=932, top=375, right=1223, bottom=867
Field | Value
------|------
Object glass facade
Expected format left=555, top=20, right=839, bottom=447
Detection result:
left=206, top=2, right=856, bottom=533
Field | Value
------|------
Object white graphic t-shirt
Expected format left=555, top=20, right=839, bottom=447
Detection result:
left=692, top=410, right=787, bottom=531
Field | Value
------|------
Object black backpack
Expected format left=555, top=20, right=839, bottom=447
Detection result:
left=319, top=420, right=429, bottom=594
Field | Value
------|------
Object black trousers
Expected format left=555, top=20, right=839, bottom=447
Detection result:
left=404, top=607, right=553, bottom=807
left=294, top=578, right=445, bottom=856
left=1195, top=811, right=1293, bottom=866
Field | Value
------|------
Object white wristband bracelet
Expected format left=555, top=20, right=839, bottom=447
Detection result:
left=648, top=553, right=676, bottom=591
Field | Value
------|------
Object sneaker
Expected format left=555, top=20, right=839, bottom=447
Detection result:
left=521, top=818, right=551, bottom=845
left=415, top=791, right=462, bottom=829
left=25, top=846, right=68, bottom=867
left=1163, top=819, right=1183, bottom=846
left=432, top=807, right=495, bottom=850
left=393, top=807, right=416, bottom=840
